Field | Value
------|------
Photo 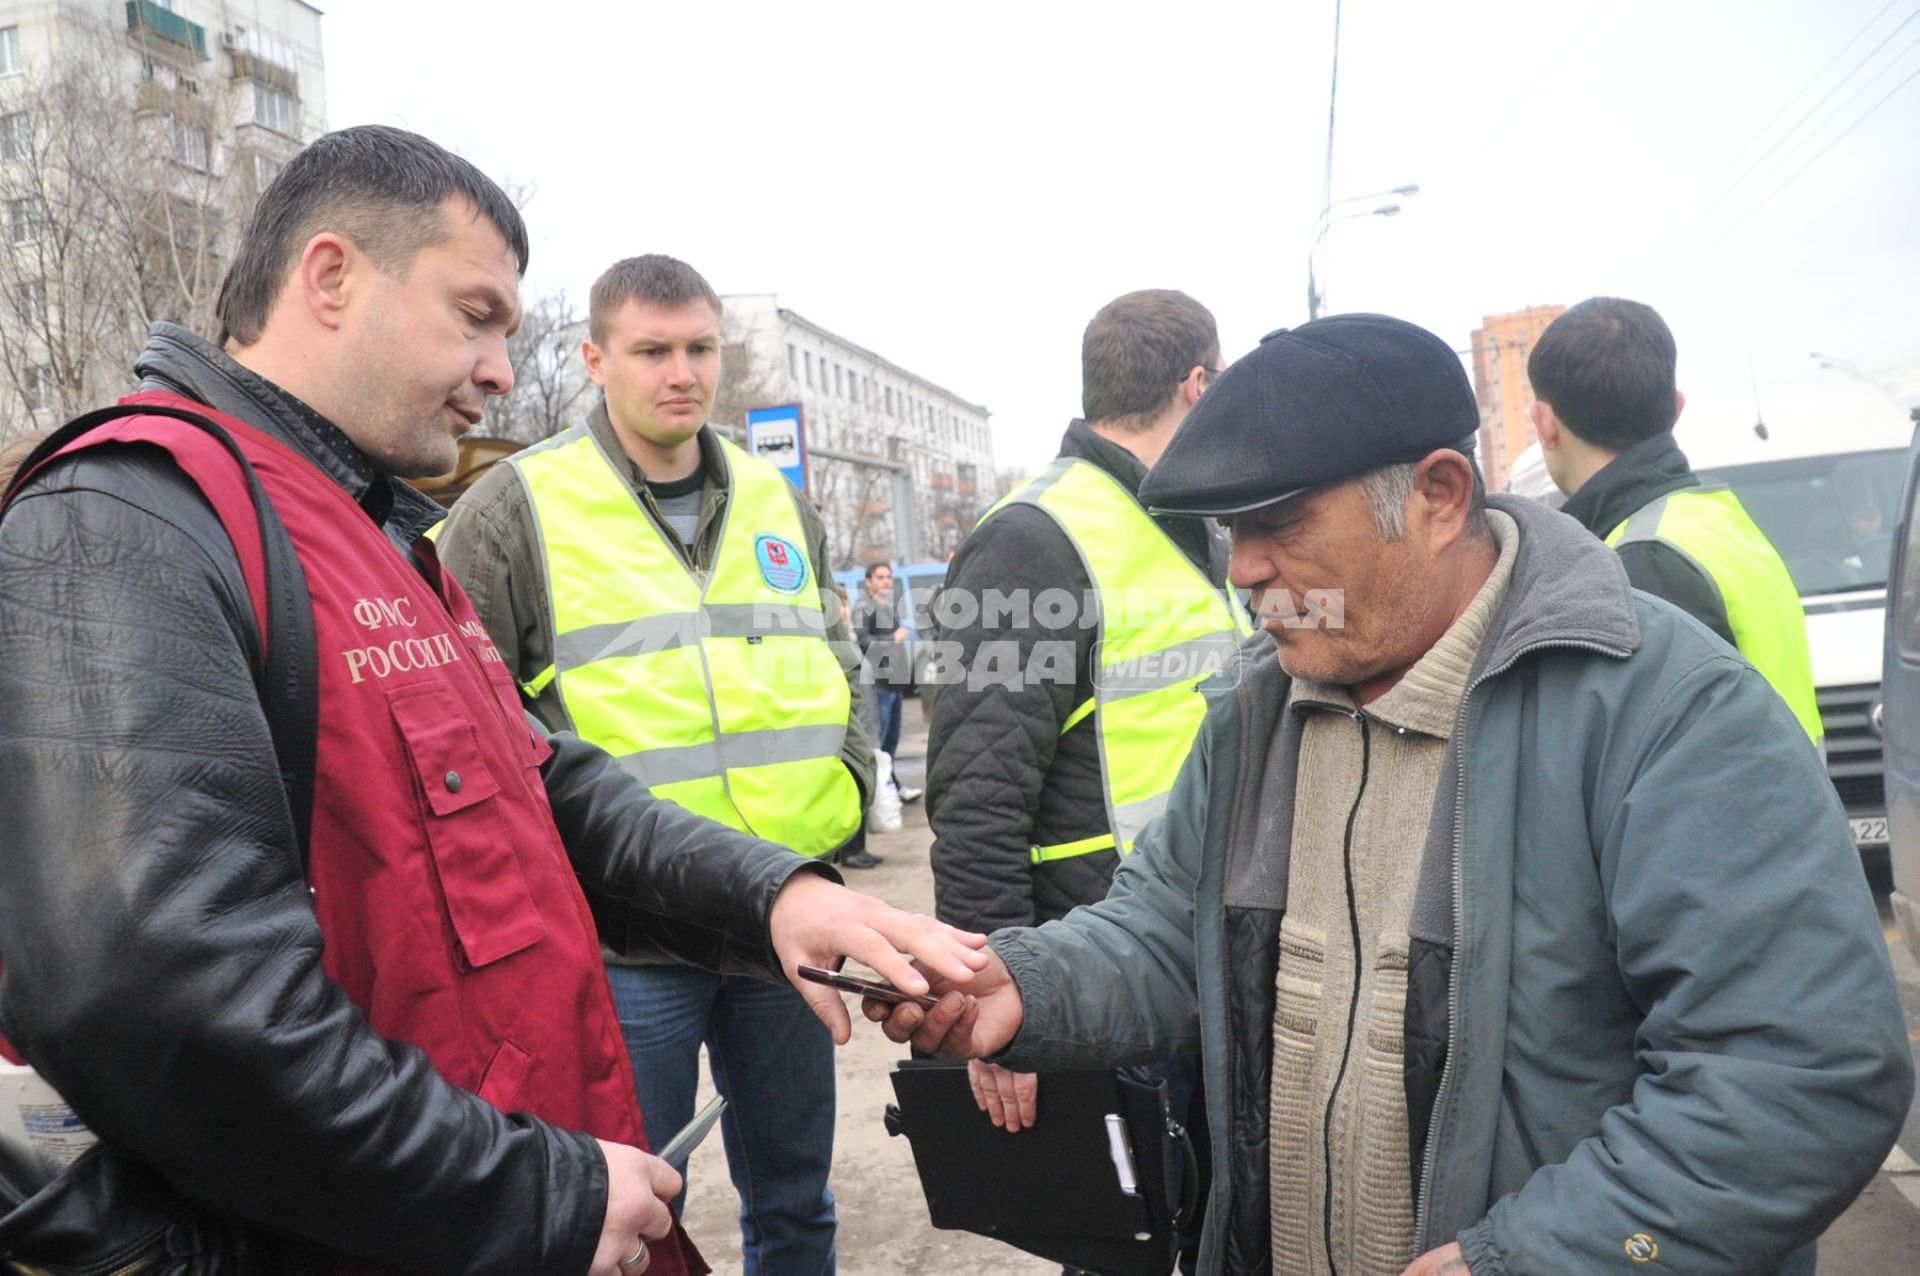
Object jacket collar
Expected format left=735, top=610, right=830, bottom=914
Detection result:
left=1558, top=432, right=1699, bottom=539
left=584, top=399, right=729, bottom=492
left=1058, top=417, right=1224, bottom=577
left=132, top=323, right=445, bottom=544
left=1059, top=417, right=1150, bottom=495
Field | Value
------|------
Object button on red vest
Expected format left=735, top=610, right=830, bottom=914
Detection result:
left=55, top=393, right=702, bottom=1275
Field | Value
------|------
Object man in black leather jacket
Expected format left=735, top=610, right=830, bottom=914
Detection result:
left=0, top=126, right=982, bottom=1275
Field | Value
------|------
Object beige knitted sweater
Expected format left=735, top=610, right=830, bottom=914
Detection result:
left=1269, top=512, right=1516, bottom=1275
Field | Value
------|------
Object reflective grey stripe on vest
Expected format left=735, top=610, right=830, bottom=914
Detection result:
left=554, top=603, right=824, bottom=672
left=615, top=722, right=848, bottom=789
left=1111, top=792, right=1172, bottom=852
left=1094, top=633, right=1242, bottom=699
left=1610, top=493, right=1730, bottom=615
left=1612, top=494, right=1669, bottom=547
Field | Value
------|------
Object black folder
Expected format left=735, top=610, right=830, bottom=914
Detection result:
left=885, top=1062, right=1195, bottom=1276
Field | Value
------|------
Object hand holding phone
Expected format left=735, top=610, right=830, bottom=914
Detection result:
left=797, top=963, right=940, bottom=1010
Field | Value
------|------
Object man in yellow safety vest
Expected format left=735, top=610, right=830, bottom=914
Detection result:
left=1528, top=296, right=1821, bottom=744
left=439, top=255, right=871, bottom=1274
left=927, top=290, right=1247, bottom=1271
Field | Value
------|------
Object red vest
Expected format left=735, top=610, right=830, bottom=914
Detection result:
left=32, top=393, right=702, bottom=1275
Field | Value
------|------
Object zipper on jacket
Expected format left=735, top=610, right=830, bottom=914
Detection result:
left=1412, top=637, right=1629, bottom=1247
left=1320, top=707, right=1370, bottom=1276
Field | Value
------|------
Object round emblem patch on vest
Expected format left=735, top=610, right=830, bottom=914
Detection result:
left=1624, top=1233, right=1659, bottom=1263
left=755, top=534, right=809, bottom=593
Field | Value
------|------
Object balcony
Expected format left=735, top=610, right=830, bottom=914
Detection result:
left=127, top=1, right=208, bottom=61
left=229, top=49, right=298, bottom=93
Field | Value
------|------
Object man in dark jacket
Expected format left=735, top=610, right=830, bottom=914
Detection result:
left=0, top=126, right=983, bottom=1276
left=854, top=560, right=921, bottom=808
left=876, top=315, right=1910, bottom=1275
left=1527, top=296, right=1821, bottom=741
left=927, top=291, right=1238, bottom=1272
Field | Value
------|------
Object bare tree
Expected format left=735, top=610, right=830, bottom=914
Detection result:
left=708, top=333, right=783, bottom=436
left=808, top=454, right=891, bottom=572
left=482, top=286, right=590, bottom=444
left=0, top=12, right=255, bottom=446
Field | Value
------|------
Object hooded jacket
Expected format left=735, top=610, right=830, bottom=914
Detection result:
left=990, top=495, right=1910, bottom=1274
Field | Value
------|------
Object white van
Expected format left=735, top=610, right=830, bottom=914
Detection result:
left=1503, top=395, right=1912, bottom=865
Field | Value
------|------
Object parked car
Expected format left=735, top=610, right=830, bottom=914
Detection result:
left=1878, top=406, right=1920, bottom=965
left=1697, top=445, right=1906, bottom=874
left=833, top=560, right=950, bottom=692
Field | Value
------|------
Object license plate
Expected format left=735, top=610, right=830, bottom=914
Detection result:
left=1849, top=816, right=1889, bottom=847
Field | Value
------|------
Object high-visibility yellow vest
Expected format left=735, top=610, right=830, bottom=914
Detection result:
left=1606, top=487, right=1823, bottom=742
left=984, top=457, right=1252, bottom=863
left=510, top=427, right=860, bottom=856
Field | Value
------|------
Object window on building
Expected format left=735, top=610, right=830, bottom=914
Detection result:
left=834, top=364, right=843, bottom=397
left=252, top=152, right=281, bottom=192
left=172, top=120, right=208, bottom=170
left=787, top=344, right=798, bottom=379
left=254, top=85, right=299, bottom=136
left=22, top=363, right=52, bottom=412
left=0, top=27, right=21, bottom=78
left=141, top=58, right=198, bottom=95
left=804, top=351, right=814, bottom=387
left=16, top=277, right=45, bottom=327
left=0, top=111, right=26, bottom=162
left=7, top=197, right=38, bottom=245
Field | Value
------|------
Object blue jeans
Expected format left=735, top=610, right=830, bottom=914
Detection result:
left=607, top=963, right=837, bottom=1275
left=875, top=688, right=903, bottom=781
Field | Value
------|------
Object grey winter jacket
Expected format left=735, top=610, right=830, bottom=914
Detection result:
left=992, top=494, right=1912, bottom=1275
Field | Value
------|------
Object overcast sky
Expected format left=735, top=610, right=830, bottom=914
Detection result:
left=322, top=0, right=1920, bottom=474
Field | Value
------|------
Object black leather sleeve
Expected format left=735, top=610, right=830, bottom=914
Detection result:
left=0, top=450, right=604, bottom=1275
left=541, top=729, right=839, bottom=978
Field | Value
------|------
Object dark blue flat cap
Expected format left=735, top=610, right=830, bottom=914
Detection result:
left=1140, top=313, right=1479, bottom=517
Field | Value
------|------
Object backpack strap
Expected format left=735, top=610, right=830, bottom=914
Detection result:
left=2, top=405, right=318, bottom=874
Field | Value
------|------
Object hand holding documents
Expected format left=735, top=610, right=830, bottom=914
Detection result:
left=885, top=1063, right=1195, bottom=1276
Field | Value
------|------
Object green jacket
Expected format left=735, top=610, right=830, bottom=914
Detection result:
left=438, top=404, right=874, bottom=805
left=992, top=494, right=1910, bottom=1274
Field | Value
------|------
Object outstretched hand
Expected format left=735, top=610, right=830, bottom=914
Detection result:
left=768, top=870, right=990, bottom=1043
left=862, top=946, right=1025, bottom=1060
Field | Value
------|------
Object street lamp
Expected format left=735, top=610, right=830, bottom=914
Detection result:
left=1306, top=184, right=1418, bottom=320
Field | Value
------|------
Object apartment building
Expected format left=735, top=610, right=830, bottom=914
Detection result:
left=720, top=293, right=994, bottom=568
left=1470, top=302, right=1565, bottom=490
left=0, top=0, right=326, bottom=438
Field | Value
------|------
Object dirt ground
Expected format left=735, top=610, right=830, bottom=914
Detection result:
left=678, top=709, right=1053, bottom=1275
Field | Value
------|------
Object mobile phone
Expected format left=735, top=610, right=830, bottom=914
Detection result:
left=796, top=963, right=939, bottom=1009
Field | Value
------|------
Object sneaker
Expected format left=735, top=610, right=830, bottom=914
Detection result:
left=839, top=849, right=885, bottom=869
left=896, top=785, right=924, bottom=804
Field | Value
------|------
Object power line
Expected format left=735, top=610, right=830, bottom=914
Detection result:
left=1734, top=31, right=1920, bottom=210
left=1690, top=0, right=1901, bottom=198
left=1683, top=59, right=1920, bottom=270
left=1671, top=5, right=1917, bottom=250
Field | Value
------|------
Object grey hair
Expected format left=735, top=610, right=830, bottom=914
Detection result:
left=1357, top=456, right=1490, bottom=540
left=1359, top=463, right=1420, bottom=539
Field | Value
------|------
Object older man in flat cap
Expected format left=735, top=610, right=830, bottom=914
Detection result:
left=870, top=314, right=1911, bottom=1275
